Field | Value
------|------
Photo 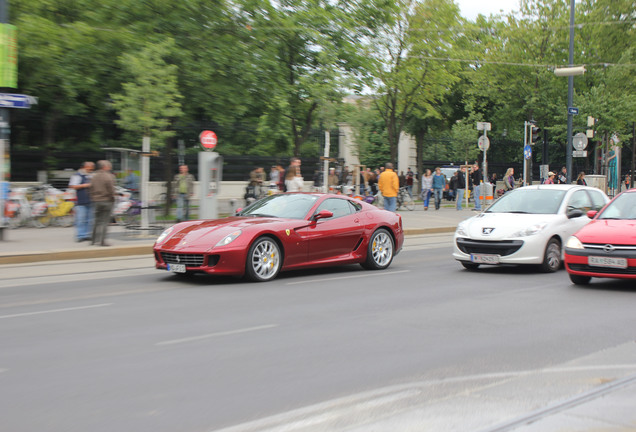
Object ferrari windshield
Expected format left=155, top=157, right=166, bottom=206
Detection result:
left=598, top=192, right=636, bottom=220
left=486, top=189, right=566, bottom=214
left=238, top=193, right=320, bottom=219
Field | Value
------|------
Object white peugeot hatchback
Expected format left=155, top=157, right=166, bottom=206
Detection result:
left=453, top=185, right=609, bottom=272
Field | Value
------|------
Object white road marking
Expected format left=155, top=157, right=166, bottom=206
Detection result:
left=285, top=269, right=410, bottom=286
left=156, top=324, right=279, bottom=346
left=0, top=303, right=113, bottom=319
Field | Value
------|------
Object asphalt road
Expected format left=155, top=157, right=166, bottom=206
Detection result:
left=1, top=234, right=636, bottom=432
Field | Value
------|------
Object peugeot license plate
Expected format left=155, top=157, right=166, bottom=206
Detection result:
left=167, top=263, right=186, bottom=273
left=588, top=256, right=627, bottom=269
left=471, top=254, right=500, bottom=264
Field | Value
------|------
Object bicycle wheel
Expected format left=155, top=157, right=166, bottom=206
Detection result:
left=404, top=194, right=415, bottom=211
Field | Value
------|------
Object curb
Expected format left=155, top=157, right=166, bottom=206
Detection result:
left=0, top=244, right=154, bottom=265
left=0, top=227, right=457, bottom=265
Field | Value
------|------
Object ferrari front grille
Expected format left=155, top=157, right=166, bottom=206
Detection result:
left=161, top=252, right=205, bottom=267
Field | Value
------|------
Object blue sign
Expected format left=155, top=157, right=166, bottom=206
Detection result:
left=0, top=93, right=38, bottom=109
left=524, top=145, right=532, bottom=160
left=568, top=107, right=579, bottom=115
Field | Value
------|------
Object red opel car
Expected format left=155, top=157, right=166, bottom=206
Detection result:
left=564, top=188, right=636, bottom=285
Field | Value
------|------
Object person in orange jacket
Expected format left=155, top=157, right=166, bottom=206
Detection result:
left=378, top=162, right=399, bottom=212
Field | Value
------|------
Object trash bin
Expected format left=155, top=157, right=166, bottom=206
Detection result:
left=479, top=182, right=494, bottom=207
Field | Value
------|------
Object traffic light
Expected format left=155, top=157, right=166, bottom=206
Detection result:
left=531, top=126, right=540, bottom=144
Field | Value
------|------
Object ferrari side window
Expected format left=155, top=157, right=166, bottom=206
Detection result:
left=316, top=198, right=353, bottom=219
left=348, top=200, right=362, bottom=213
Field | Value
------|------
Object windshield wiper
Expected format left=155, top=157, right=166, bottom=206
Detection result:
left=246, top=213, right=276, bottom=218
left=507, top=211, right=531, bottom=214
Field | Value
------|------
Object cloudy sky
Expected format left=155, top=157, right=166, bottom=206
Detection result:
left=456, top=0, right=518, bottom=20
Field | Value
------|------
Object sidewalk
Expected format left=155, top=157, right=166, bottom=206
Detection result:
left=0, top=203, right=472, bottom=265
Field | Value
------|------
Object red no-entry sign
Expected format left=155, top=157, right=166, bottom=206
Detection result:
left=199, top=130, right=217, bottom=149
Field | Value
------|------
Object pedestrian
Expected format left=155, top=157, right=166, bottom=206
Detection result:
left=421, top=169, right=433, bottom=210
left=285, top=157, right=304, bottom=192
left=269, top=165, right=281, bottom=189
left=327, top=167, right=339, bottom=191
left=172, top=164, right=195, bottom=222
left=490, top=172, right=498, bottom=185
left=123, top=169, right=139, bottom=198
left=378, top=162, right=399, bottom=212
left=448, top=171, right=458, bottom=201
left=471, top=162, right=483, bottom=211
left=399, top=171, right=406, bottom=188
left=576, top=171, right=587, bottom=186
left=557, top=166, right=568, bottom=184
left=456, top=167, right=467, bottom=210
left=503, top=168, right=515, bottom=193
left=68, top=161, right=95, bottom=242
left=625, top=175, right=632, bottom=191
left=406, top=168, right=414, bottom=197
left=432, top=167, right=445, bottom=210
left=544, top=171, right=556, bottom=184
left=89, top=160, right=116, bottom=246
left=367, top=170, right=378, bottom=196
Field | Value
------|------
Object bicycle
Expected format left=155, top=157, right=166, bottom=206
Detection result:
left=396, top=186, right=415, bottom=211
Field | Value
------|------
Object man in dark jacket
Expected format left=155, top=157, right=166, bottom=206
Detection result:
left=456, top=167, right=467, bottom=210
left=471, top=162, right=483, bottom=211
left=68, top=161, right=94, bottom=242
left=90, top=160, right=116, bottom=246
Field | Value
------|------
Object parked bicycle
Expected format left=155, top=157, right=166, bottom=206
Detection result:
left=396, top=186, right=415, bottom=211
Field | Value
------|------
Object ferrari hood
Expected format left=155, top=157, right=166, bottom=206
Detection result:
left=460, top=212, right=559, bottom=239
left=574, top=219, right=636, bottom=245
left=158, top=216, right=289, bottom=251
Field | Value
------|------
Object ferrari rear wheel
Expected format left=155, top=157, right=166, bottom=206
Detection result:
left=246, top=237, right=282, bottom=282
left=362, top=229, right=394, bottom=270
left=569, top=273, right=591, bottom=285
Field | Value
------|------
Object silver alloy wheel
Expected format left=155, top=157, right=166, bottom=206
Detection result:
left=544, top=240, right=561, bottom=271
left=250, top=238, right=281, bottom=281
left=372, top=231, right=393, bottom=267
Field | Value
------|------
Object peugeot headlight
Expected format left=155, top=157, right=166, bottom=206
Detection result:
left=566, top=235, right=584, bottom=249
left=455, top=222, right=468, bottom=237
left=156, top=226, right=174, bottom=244
left=510, top=222, right=548, bottom=238
left=216, top=230, right=242, bottom=247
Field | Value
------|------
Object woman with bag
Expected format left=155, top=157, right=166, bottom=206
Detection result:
left=503, top=168, right=515, bottom=193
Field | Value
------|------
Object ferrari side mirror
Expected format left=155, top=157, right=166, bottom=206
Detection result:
left=313, top=210, right=333, bottom=221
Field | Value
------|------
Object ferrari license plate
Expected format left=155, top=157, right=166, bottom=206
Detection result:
left=167, top=263, right=186, bottom=273
left=588, top=256, right=627, bottom=269
left=471, top=254, right=500, bottom=264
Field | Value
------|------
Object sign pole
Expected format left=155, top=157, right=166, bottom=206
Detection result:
left=323, top=130, right=330, bottom=193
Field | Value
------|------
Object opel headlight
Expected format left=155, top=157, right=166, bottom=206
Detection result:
left=216, top=230, right=242, bottom=247
left=455, top=222, right=468, bottom=237
left=156, top=226, right=174, bottom=244
left=511, top=222, right=548, bottom=238
left=566, top=236, right=584, bottom=249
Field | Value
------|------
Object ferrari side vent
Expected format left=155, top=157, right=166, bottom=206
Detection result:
left=352, top=238, right=364, bottom=252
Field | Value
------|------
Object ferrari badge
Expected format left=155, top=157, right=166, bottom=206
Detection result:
left=286, top=229, right=291, bottom=236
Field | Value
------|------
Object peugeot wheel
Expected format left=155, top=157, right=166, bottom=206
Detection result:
left=362, top=229, right=394, bottom=270
left=246, top=237, right=282, bottom=282
left=540, top=238, right=562, bottom=273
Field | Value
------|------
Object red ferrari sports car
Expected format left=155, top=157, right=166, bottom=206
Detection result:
left=154, top=192, right=404, bottom=281
left=564, top=188, right=636, bottom=285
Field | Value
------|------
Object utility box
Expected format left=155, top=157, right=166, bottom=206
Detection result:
left=198, top=152, right=223, bottom=219
left=585, top=175, right=607, bottom=193
left=479, top=182, right=494, bottom=207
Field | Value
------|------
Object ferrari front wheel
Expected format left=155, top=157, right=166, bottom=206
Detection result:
left=246, top=237, right=282, bottom=282
left=362, top=228, right=394, bottom=270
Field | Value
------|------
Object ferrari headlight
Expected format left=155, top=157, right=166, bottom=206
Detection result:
left=566, top=236, right=584, bottom=249
left=216, top=230, right=242, bottom=247
left=510, top=222, right=548, bottom=238
left=156, top=226, right=174, bottom=244
left=455, top=222, right=468, bottom=237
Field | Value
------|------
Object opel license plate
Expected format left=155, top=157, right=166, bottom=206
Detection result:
left=588, top=256, right=627, bottom=269
left=167, top=263, right=186, bottom=273
left=471, top=254, right=500, bottom=264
